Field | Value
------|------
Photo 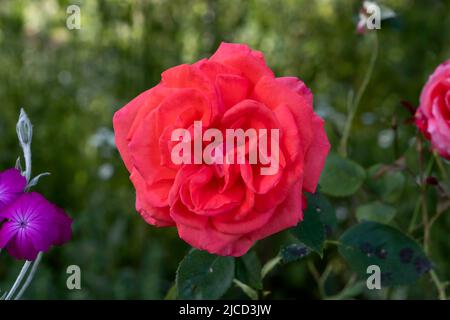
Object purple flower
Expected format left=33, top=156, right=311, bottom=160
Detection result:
left=0, top=192, right=72, bottom=260
left=0, top=168, right=26, bottom=210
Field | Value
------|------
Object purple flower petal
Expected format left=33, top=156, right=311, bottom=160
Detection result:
left=0, top=221, right=18, bottom=248
left=50, top=205, right=73, bottom=245
left=0, top=168, right=26, bottom=211
left=0, top=192, right=72, bottom=260
left=7, top=232, right=39, bottom=261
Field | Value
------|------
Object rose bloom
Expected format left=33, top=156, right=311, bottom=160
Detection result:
left=416, top=60, right=450, bottom=160
left=113, top=42, right=330, bottom=256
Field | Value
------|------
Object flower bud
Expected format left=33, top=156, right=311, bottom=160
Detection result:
left=16, top=108, right=33, bottom=146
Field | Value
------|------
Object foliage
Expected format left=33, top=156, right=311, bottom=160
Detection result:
left=0, top=0, right=449, bottom=300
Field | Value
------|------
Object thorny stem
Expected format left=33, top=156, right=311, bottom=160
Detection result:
left=434, top=151, right=449, bottom=182
left=422, top=194, right=430, bottom=254
left=409, top=144, right=435, bottom=233
left=426, top=199, right=450, bottom=300
left=339, top=32, right=378, bottom=157
left=416, top=135, right=430, bottom=253
left=416, top=135, right=448, bottom=300
left=408, top=197, right=422, bottom=233
left=410, top=204, right=448, bottom=234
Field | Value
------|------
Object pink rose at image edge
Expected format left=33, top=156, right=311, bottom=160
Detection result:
left=0, top=169, right=72, bottom=261
left=416, top=60, right=450, bottom=160
left=113, top=42, right=330, bottom=257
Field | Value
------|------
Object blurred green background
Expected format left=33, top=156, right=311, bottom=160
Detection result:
left=0, top=0, right=449, bottom=299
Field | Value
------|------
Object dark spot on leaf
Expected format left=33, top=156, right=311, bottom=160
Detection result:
left=414, top=257, right=431, bottom=274
left=280, top=244, right=310, bottom=263
left=360, top=242, right=374, bottom=255
left=375, top=247, right=388, bottom=259
left=399, top=248, right=414, bottom=264
left=285, top=245, right=308, bottom=257
left=288, top=246, right=308, bottom=256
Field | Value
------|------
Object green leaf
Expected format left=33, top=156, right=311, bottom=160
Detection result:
left=292, top=202, right=325, bottom=256
left=176, top=249, right=235, bottom=300
left=233, top=279, right=259, bottom=300
left=356, top=201, right=397, bottom=224
left=339, top=221, right=431, bottom=286
left=366, top=164, right=405, bottom=203
left=235, top=250, right=263, bottom=290
left=164, top=283, right=177, bottom=300
left=307, top=190, right=337, bottom=235
left=280, top=244, right=310, bottom=263
left=319, top=153, right=366, bottom=197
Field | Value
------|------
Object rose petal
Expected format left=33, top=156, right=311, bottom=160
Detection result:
left=210, top=42, right=274, bottom=86
left=302, top=115, right=331, bottom=193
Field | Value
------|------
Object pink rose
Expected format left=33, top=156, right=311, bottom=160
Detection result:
left=416, top=60, right=450, bottom=159
left=113, top=42, right=330, bottom=256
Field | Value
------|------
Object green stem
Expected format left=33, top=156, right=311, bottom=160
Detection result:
left=15, top=252, right=43, bottom=300
left=307, top=261, right=333, bottom=299
left=261, top=256, right=282, bottom=280
left=422, top=193, right=430, bottom=254
left=412, top=141, right=435, bottom=235
left=408, top=197, right=422, bottom=233
left=326, top=275, right=366, bottom=300
left=339, top=33, right=378, bottom=157
left=415, top=138, right=448, bottom=299
left=324, top=240, right=341, bottom=246
left=318, top=265, right=333, bottom=299
left=425, top=155, right=435, bottom=176
left=430, top=270, right=447, bottom=300
left=307, top=260, right=321, bottom=283
left=5, top=261, right=32, bottom=300
left=434, top=151, right=449, bottom=182
left=164, top=283, right=177, bottom=300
